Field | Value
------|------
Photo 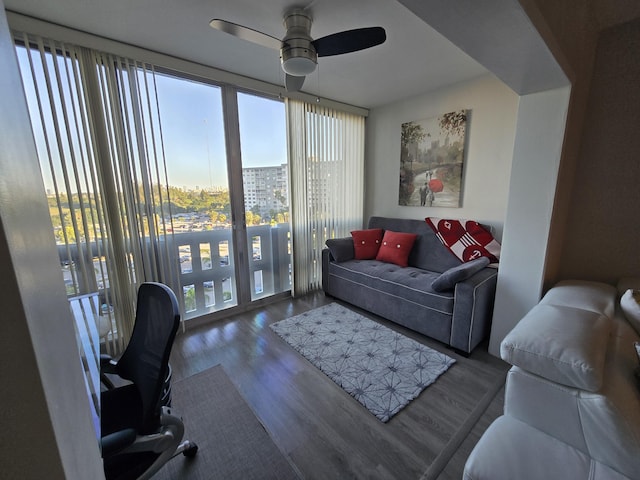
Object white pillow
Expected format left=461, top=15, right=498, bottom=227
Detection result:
left=621, top=289, right=640, bottom=335
left=500, top=304, right=610, bottom=392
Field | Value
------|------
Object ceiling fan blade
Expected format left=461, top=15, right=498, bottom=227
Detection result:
left=209, top=19, right=282, bottom=51
left=312, top=27, right=386, bottom=57
left=285, top=74, right=306, bottom=92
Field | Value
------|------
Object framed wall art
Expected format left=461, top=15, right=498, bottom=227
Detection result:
left=398, top=109, right=468, bottom=207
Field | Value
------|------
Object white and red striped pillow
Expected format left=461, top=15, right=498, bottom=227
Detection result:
left=425, top=217, right=500, bottom=265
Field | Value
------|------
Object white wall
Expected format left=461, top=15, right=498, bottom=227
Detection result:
left=0, top=2, right=105, bottom=478
left=489, top=86, right=570, bottom=355
left=365, top=74, right=572, bottom=359
left=365, top=74, right=519, bottom=240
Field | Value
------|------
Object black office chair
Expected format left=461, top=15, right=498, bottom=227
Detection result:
left=100, top=282, right=197, bottom=480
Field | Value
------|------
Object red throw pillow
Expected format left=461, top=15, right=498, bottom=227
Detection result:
left=351, top=228, right=384, bottom=259
left=375, top=231, right=418, bottom=267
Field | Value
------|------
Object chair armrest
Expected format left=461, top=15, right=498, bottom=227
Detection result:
left=101, top=428, right=137, bottom=457
left=101, top=354, right=119, bottom=389
left=100, top=354, right=117, bottom=373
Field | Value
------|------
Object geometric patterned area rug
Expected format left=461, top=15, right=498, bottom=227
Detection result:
left=270, top=303, right=456, bottom=422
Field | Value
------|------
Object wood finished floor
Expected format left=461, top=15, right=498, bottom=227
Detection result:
left=169, top=291, right=508, bottom=480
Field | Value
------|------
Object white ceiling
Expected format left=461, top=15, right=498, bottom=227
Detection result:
left=3, top=0, right=490, bottom=108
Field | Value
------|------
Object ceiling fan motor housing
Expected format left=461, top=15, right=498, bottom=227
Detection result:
left=280, top=9, right=317, bottom=76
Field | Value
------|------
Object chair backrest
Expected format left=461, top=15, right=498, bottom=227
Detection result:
left=116, top=282, right=180, bottom=433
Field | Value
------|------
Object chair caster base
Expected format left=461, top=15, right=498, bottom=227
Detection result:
left=183, top=443, right=198, bottom=458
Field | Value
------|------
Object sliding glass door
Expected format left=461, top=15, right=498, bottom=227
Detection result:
left=237, top=92, right=291, bottom=301
left=154, top=73, right=239, bottom=319
left=153, top=76, right=291, bottom=318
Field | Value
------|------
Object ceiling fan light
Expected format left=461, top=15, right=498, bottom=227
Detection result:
left=282, top=56, right=316, bottom=76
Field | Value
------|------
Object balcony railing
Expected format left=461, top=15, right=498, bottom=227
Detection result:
left=57, top=223, right=292, bottom=321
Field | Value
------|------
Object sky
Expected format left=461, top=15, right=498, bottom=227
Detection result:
left=155, top=73, right=287, bottom=190
left=16, top=43, right=288, bottom=193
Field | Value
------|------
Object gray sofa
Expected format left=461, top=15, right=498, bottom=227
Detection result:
left=464, top=280, right=640, bottom=480
left=321, top=216, right=498, bottom=354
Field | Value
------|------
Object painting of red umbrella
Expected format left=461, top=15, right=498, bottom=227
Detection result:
left=398, top=110, right=468, bottom=208
left=428, top=178, right=444, bottom=193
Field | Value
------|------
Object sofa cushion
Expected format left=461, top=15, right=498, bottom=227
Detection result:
left=463, top=416, right=595, bottom=480
left=367, top=217, right=461, bottom=273
left=621, top=289, right=640, bottom=335
left=463, top=415, right=630, bottom=480
left=351, top=228, right=383, bottom=259
left=431, top=256, right=490, bottom=292
left=500, top=304, right=611, bottom=392
left=503, top=312, right=640, bottom=479
left=539, top=280, right=617, bottom=319
left=325, top=237, right=354, bottom=262
left=376, top=231, right=417, bottom=267
left=326, top=260, right=454, bottom=314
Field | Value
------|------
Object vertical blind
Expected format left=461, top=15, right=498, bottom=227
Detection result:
left=16, top=28, right=367, bottom=344
left=286, top=99, right=365, bottom=295
left=17, top=33, right=178, bottom=354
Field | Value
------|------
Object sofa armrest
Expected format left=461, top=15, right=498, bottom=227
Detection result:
left=321, top=248, right=331, bottom=292
left=450, top=268, right=498, bottom=353
left=325, top=237, right=354, bottom=262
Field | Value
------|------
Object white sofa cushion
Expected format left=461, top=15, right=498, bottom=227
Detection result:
left=468, top=281, right=640, bottom=480
left=504, top=366, right=589, bottom=452
left=464, top=416, right=632, bottom=480
left=505, top=363, right=640, bottom=479
left=501, top=304, right=610, bottom=392
left=540, top=280, right=617, bottom=319
left=503, top=308, right=640, bottom=479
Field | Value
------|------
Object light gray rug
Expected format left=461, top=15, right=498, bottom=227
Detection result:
left=270, top=303, right=456, bottom=422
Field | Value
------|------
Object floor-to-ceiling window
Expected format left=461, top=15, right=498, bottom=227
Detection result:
left=15, top=36, right=293, bottom=331
left=13, top=24, right=365, bottom=339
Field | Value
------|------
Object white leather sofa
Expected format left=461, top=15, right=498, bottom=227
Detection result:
left=464, top=280, right=640, bottom=480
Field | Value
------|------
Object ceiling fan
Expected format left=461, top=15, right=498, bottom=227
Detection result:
left=209, top=7, right=386, bottom=92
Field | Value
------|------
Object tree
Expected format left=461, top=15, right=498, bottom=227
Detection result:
left=401, top=121, right=427, bottom=150
left=245, top=211, right=261, bottom=226
left=274, top=189, right=287, bottom=206
left=399, top=122, right=427, bottom=205
left=62, top=225, right=76, bottom=244
left=184, top=286, right=196, bottom=312
left=439, top=110, right=467, bottom=138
